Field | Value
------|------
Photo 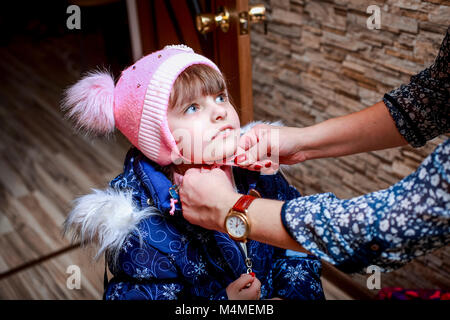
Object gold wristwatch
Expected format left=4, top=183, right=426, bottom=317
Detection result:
left=224, top=193, right=258, bottom=242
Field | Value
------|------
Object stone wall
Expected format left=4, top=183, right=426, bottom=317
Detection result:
left=249, top=0, right=449, bottom=292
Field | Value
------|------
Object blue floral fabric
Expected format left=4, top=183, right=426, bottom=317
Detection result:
left=282, top=139, right=449, bottom=274
left=103, top=148, right=325, bottom=300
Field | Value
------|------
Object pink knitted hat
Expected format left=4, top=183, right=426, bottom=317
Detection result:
left=62, top=44, right=220, bottom=166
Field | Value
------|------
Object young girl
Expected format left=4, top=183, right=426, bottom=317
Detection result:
left=62, top=45, right=324, bottom=300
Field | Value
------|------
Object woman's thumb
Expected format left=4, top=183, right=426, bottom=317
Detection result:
left=239, top=131, right=257, bottom=151
left=235, top=274, right=254, bottom=289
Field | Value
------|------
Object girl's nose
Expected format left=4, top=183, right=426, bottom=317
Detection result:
left=211, top=102, right=227, bottom=122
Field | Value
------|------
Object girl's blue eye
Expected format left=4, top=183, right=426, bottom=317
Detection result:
left=215, top=94, right=226, bottom=103
left=184, top=104, right=198, bottom=114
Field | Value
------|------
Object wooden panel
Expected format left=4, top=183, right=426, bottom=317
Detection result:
left=321, top=262, right=375, bottom=300
left=214, top=0, right=254, bottom=125
left=168, top=0, right=203, bottom=53
left=154, top=0, right=181, bottom=48
left=0, top=248, right=106, bottom=299
left=136, top=0, right=204, bottom=55
left=136, top=0, right=158, bottom=54
left=321, top=278, right=354, bottom=300
left=0, top=35, right=130, bottom=274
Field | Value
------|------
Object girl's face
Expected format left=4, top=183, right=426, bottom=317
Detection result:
left=167, top=91, right=241, bottom=164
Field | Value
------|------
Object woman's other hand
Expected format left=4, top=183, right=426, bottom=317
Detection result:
left=226, top=274, right=261, bottom=300
left=179, top=167, right=240, bottom=232
left=236, top=124, right=305, bottom=171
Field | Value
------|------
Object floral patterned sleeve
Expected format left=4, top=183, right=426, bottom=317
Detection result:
left=281, top=139, right=450, bottom=273
left=382, top=27, right=449, bottom=147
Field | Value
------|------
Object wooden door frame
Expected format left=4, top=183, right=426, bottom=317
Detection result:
left=125, top=0, right=143, bottom=61
left=213, top=0, right=253, bottom=125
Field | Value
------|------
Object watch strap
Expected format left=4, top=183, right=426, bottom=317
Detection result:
left=233, top=195, right=257, bottom=213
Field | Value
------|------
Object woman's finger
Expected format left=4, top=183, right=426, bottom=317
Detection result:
left=234, top=274, right=255, bottom=290
left=239, top=160, right=266, bottom=171
left=239, top=130, right=258, bottom=151
left=237, top=136, right=271, bottom=166
left=200, top=166, right=211, bottom=173
left=181, top=168, right=200, bottom=187
left=235, top=149, right=260, bottom=166
left=246, top=277, right=262, bottom=298
left=184, top=167, right=201, bottom=176
left=259, top=160, right=279, bottom=175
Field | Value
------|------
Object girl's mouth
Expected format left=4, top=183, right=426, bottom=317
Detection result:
left=211, top=126, right=234, bottom=140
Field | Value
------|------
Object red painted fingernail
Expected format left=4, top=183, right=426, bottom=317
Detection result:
left=237, top=154, right=246, bottom=163
left=250, top=272, right=255, bottom=277
left=265, top=162, right=271, bottom=168
left=254, top=165, right=262, bottom=170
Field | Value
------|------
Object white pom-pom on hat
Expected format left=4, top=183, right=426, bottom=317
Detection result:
left=62, top=70, right=116, bottom=136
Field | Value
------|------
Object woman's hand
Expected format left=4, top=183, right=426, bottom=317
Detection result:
left=180, top=167, right=308, bottom=252
left=236, top=124, right=306, bottom=171
left=236, top=102, right=409, bottom=172
left=179, top=167, right=241, bottom=232
left=226, top=274, right=261, bottom=300
left=237, top=102, right=409, bottom=172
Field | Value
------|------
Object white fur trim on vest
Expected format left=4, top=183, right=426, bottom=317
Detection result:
left=63, top=188, right=159, bottom=263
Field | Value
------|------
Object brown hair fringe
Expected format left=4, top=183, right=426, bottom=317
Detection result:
left=169, top=64, right=232, bottom=110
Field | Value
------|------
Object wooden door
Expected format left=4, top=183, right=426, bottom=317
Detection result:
left=129, top=0, right=254, bottom=125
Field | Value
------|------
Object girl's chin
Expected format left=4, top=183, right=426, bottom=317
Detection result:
left=202, top=136, right=238, bottom=163
left=174, top=134, right=239, bottom=164
left=201, top=151, right=236, bottom=164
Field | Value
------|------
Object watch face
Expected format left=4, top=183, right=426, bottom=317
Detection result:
left=226, top=215, right=246, bottom=238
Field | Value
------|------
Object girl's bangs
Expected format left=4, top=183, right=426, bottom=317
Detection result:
left=169, top=64, right=226, bottom=109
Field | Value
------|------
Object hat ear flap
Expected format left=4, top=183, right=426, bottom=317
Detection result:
left=62, top=70, right=116, bottom=136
